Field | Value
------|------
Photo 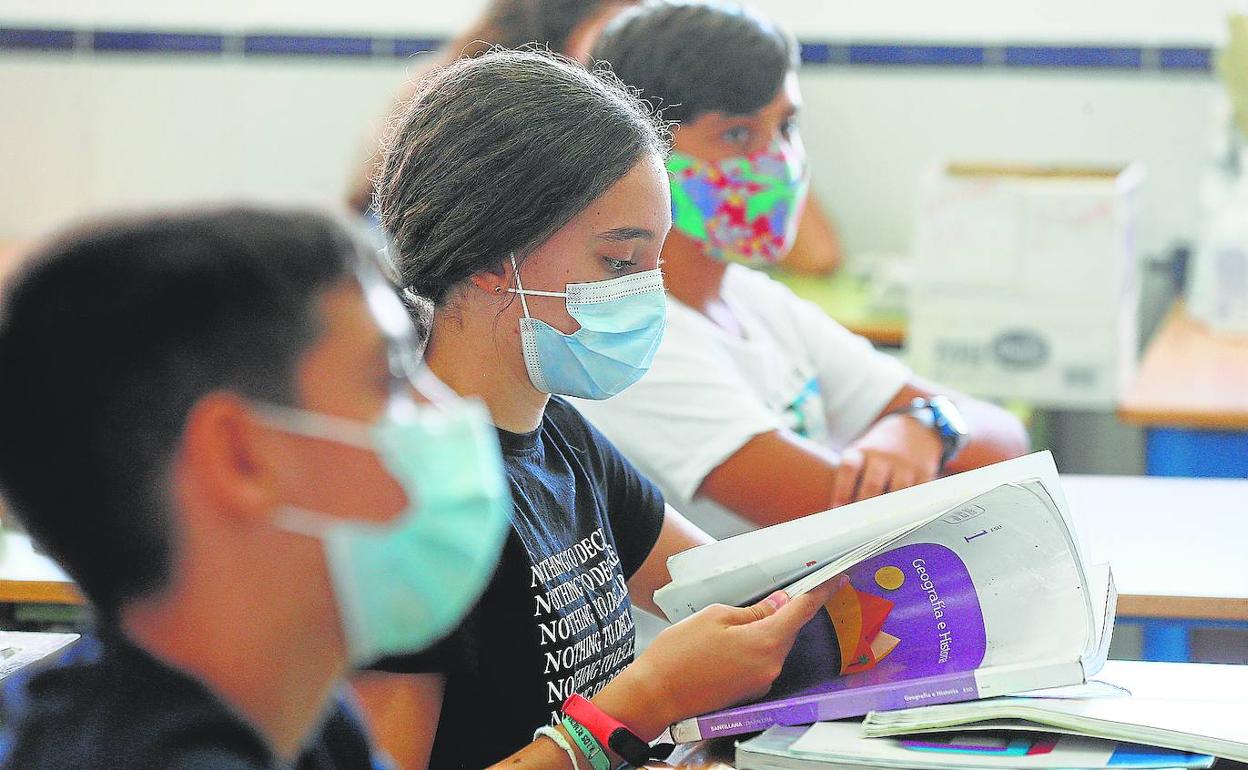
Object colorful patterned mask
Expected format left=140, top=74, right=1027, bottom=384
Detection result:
left=668, top=138, right=810, bottom=266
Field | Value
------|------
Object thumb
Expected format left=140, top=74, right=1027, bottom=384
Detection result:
left=755, top=574, right=845, bottom=639
left=726, top=590, right=791, bottom=625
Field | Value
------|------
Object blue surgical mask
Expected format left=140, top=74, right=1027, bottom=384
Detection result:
left=261, top=396, right=512, bottom=666
left=506, top=253, right=666, bottom=400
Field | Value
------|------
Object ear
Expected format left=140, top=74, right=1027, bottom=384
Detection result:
left=177, top=392, right=284, bottom=525
left=468, top=254, right=514, bottom=297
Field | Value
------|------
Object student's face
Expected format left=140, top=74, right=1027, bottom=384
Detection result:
left=503, top=152, right=672, bottom=337
left=267, top=280, right=408, bottom=527
left=671, top=71, right=803, bottom=163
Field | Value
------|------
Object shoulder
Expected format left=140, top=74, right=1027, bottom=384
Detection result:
left=0, top=633, right=271, bottom=770
left=722, top=264, right=799, bottom=305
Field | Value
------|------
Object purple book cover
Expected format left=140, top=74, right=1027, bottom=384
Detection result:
left=673, top=542, right=990, bottom=742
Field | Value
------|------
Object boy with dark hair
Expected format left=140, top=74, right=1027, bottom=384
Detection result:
left=579, top=1, right=1030, bottom=539
left=0, top=207, right=512, bottom=769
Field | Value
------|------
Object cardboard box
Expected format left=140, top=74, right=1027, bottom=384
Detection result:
left=907, top=162, right=1145, bottom=408
left=907, top=294, right=1138, bottom=409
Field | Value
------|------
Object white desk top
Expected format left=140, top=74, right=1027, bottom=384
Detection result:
left=1062, top=474, right=1248, bottom=620
left=0, top=530, right=79, bottom=604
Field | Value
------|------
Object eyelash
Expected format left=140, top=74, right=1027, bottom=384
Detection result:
left=605, top=257, right=636, bottom=272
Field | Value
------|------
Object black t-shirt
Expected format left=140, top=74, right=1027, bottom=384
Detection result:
left=373, top=397, right=667, bottom=768
left=0, top=629, right=386, bottom=770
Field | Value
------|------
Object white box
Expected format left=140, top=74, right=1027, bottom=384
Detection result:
left=907, top=161, right=1145, bottom=408
left=907, top=294, right=1138, bottom=409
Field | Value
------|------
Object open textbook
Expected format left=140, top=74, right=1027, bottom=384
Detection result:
left=654, top=452, right=1116, bottom=743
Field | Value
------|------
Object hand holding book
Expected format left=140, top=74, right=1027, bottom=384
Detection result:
left=594, top=579, right=843, bottom=742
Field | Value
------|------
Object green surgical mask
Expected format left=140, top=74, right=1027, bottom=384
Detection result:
left=260, top=395, right=511, bottom=666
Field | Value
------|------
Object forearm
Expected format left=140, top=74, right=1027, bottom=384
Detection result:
left=490, top=731, right=580, bottom=770
left=944, top=397, right=1030, bottom=474
left=696, top=430, right=842, bottom=526
left=490, top=665, right=670, bottom=770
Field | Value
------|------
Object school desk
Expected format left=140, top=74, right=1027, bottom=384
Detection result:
left=769, top=269, right=908, bottom=348
left=0, top=529, right=81, bottom=606
left=0, top=629, right=79, bottom=681
left=1063, top=474, right=1248, bottom=662
left=1118, top=301, right=1248, bottom=477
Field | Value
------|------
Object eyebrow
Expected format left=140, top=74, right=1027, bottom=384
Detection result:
left=597, top=226, right=656, bottom=243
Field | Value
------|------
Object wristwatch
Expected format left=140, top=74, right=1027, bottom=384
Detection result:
left=890, top=395, right=969, bottom=471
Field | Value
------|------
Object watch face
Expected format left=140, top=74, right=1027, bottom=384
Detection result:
left=929, top=396, right=969, bottom=441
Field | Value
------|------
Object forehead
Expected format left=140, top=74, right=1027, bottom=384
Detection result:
left=563, top=153, right=671, bottom=232
left=307, top=274, right=416, bottom=376
left=686, top=70, right=802, bottom=128
left=750, top=72, right=802, bottom=120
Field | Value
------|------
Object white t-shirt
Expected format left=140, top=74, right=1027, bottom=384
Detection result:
left=572, top=264, right=911, bottom=540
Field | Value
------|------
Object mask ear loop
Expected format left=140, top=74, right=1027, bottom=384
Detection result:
left=507, top=252, right=533, bottom=320
left=506, top=252, right=569, bottom=310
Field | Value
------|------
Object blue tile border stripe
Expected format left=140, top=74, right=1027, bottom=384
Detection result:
left=849, top=43, right=985, bottom=67
left=0, top=25, right=1218, bottom=72
left=243, top=34, right=374, bottom=57
left=1004, top=45, right=1142, bottom=69
left=0, top=27, right=75, bottom=51
left=393, top=38, right=441, bottom=58
left=1158, top=46, right=1214, bottom=71
left=93, top=31, right=224, bottom=54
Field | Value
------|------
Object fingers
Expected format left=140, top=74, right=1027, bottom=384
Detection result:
left=756, top=577, right=841, bottom=639
left=727, top=591, right=790, bottom=625
left=888, top=465, right=917, bottom=494
left=854, top=453, right=891, bottom=502
left=831, top=447, right=863, bottom=508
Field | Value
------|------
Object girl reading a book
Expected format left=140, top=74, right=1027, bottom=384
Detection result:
left=354, top=49, right=840, bottom=770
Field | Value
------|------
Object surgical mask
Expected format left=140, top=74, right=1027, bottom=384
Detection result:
left=260, top=393, right=512, bottom=666
left=668, top=137, right=810, bottom=266
left=506, top=253, right=666, bottom=400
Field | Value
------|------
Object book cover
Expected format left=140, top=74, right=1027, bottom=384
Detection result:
left=668, top=477, right=1102, bottom=742
left=673, top=540, right=989, bottom=741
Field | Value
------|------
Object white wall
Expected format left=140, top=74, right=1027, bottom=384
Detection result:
left=2, top=0, right=1246, bottom=43
left=0, top=0, right=1230, bottom=255
left=0, top=52, right=1219, bottom=264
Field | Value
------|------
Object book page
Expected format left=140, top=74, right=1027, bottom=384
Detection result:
left=659, top=452, right=1070, bottom=617
left=778, top=482, right=1091, bottom=697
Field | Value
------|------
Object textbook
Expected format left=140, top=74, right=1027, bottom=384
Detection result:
left=654, top=452, right=1115, bottom=743
left=859, top=662, right=1248, bottom=763
left=734, top=722, right=1215, bottom=770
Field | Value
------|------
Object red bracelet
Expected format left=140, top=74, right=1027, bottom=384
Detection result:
left=562, top=694, right=673, bottom=767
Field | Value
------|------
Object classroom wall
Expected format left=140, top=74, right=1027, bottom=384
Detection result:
left=0, top=41, right=1224, bottom=263
left=2, top=0, right=1245, bottom=42
left=0, top=0, right=1235, bottom=256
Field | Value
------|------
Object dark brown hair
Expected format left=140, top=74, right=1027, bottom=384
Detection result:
left=377, top=49, right=668, bottom=307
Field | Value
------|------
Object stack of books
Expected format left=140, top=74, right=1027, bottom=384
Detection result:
left=650, top=452, right=1248, bottom=768
left=735, top=659, right=1248, bottom=768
